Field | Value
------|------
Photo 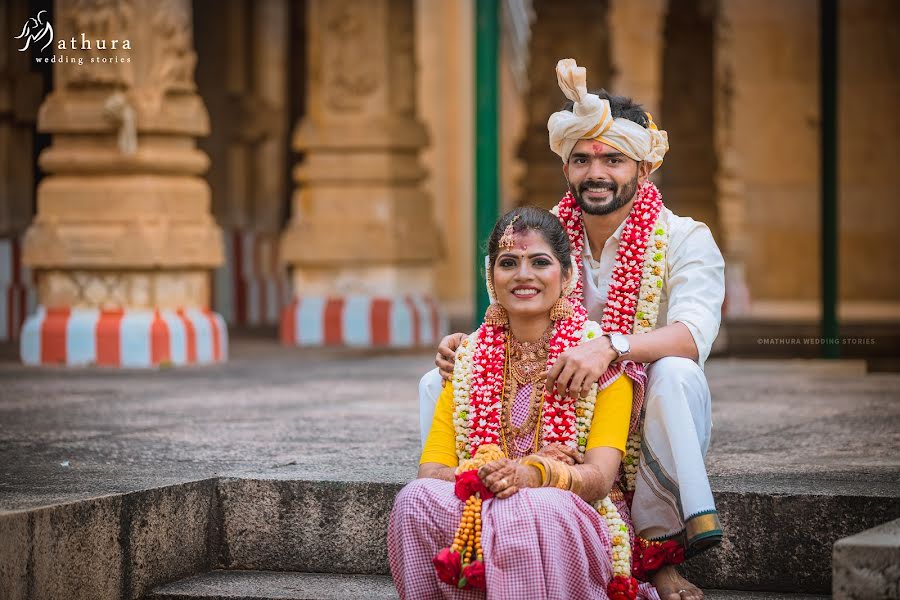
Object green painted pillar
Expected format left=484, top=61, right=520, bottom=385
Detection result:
left=474, top=0, right=500, bottom=328
left=820, top=0, right=839, bottom=358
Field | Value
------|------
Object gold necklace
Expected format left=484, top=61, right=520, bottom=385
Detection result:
left=500, top=327, right=552, bottom=450
left=507, top=326, right=553, bottom=384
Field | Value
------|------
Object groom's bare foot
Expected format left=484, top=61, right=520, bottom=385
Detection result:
left=650, top=565, right=703, bottom=600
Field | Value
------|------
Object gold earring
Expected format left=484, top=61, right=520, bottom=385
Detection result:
left=550, top=296, right=574, bottom=321
left=485, top=302, right=509, bottom=326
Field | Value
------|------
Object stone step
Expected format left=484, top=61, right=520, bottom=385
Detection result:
left=216, top=478, right=899, bottom=594
left=146, top=570, right=831, bottom=600
left=3, top=477, right=896, bottom=599
left=146, top=570, right=398, bottom=600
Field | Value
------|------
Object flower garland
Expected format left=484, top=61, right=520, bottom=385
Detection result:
left=433, top=444, right=505, bottom=590
left=598, top=497, right=640, bottom=599
left=551, top=180, right=666, bottom=336
left=634, top=223, right=669, bottom=333
left=451, top=306, right=590, bottom=461
left=574, top=320, right=603, bottom=453
left=622, top=430, right=642, bottom=492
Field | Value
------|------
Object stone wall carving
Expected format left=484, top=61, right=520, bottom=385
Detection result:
left=59, top=0, right=135, bottom=88
left=39, top=269, right=208, bottom=310
left=322, top=0, right=382, bottom=112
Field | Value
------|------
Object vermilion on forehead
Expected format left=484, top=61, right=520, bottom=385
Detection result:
left=591, top=141, right=609, bottom=155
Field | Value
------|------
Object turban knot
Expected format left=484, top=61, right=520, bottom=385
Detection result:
left=547, top=59, right=669, bottom=172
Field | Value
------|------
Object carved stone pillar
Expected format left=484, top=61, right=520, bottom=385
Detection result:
left=713, top=0, right=750, bottom=318
left=517, top=0, right=611, bottom=209
left=0, top=1, right=43, bottom=341
left=280, top=0, right=446, bottom=348
left=20, top=0, right=227, bottom=367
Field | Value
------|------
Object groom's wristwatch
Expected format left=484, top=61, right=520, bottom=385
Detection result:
left=604, top=332, right=631, bottom=361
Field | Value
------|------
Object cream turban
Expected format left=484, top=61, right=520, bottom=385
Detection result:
left=547, top=58, right=669, bottom=172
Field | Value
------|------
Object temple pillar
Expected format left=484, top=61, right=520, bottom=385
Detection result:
left=713, top=0, right=751, bottom=318
left=20, top=0, right=227, bottom=367
left=517, top=0, right=611, bottom=209
left=607, top=0, right=667, bottom=119
left=728, top=0, right=820, bottom=315
left=0, top=1, right=43, bottom=342
left=279, top=0, right=446, bottom=348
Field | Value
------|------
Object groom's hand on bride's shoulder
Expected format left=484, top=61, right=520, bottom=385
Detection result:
left=436, top=332, right=467, bottom=381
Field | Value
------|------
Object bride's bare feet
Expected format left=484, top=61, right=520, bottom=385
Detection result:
left=650, top=565, right=703, bottom=600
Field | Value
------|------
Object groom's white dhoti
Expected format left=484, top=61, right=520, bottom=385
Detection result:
left=419, top=203, right=725, bottom=555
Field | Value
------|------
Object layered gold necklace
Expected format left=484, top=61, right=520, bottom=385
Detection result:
left=500, top=325, right=553, bottom=454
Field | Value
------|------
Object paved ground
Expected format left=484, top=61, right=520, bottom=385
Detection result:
left=1, top=335, right=898, bottom=512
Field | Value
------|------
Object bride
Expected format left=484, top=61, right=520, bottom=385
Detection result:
left=388, top=207, right=659, bottom=599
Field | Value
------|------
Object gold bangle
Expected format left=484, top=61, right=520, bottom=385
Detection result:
left=549, top=461, right=570, bottom=490
left=568, top=466, right=584, bottom=496
left=520, top=455, right=551, bottom=487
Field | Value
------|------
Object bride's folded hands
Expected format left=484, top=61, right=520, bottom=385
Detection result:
left=477, top=458, right=540, bottom=499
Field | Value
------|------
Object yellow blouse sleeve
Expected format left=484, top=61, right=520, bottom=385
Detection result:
left=419, top=382, right=459, bottom=468
left=585, top=374, right=633, bottom=454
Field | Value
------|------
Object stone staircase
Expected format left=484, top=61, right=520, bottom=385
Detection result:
left=3, top=475, right=897, bottom=599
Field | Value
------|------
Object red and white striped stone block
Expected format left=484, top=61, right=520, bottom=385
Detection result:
left=280, top=295, right=448, bottom=348
left=213, top=230, right=291, bottom=327
left=20, top=307, right=228, bottom=368
left=0, top=237, right=38, bottom=342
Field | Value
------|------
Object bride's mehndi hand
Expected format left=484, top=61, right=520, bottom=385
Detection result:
left=435, top=332, right=467, bottom=381
left=536, top=443, right=584, bottom=466
left=478, top=458, right=540, bottom=499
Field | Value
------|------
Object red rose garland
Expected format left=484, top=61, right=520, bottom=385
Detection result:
left=553, top=181, right=664, bottom=336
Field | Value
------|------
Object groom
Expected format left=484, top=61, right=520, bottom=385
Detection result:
left=420, top=59, right=724, bottom=600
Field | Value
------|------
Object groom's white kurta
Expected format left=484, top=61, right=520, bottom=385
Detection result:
left=419, top=206, right=725, bottom=548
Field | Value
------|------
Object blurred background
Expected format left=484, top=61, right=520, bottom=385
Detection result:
left=2, top=0, right=898, bottom=368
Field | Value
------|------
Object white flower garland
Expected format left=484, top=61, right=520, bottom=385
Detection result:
left=623, top=430, right=642, bottom=491
left=632, top=219, right=668, bottom=334
left=573, top=320, right=603, bottom=453
left=597, top=496, right=633, bottom=581
left=451, top=336, right=476, bottom=461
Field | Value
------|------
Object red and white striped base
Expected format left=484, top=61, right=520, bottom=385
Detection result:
left=20, top=307, right=228, bottom=368
left=280, top=295, right=447, bottom=348
left=213, top=230, right=291, bottom=327
left=0, top=237, right=38, bottom=342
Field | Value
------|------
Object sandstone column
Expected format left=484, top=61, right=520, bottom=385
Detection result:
left=517, top=0, right=611, bottom=209
left=607, top=0, right=667, bottom=119
left=0, top=2, right=43, bottom=341
left=280, top=0, right=446, bottom=348
left=713, top=0, right=750, bottom=318
left=20, top=0, right=227, bottom=367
